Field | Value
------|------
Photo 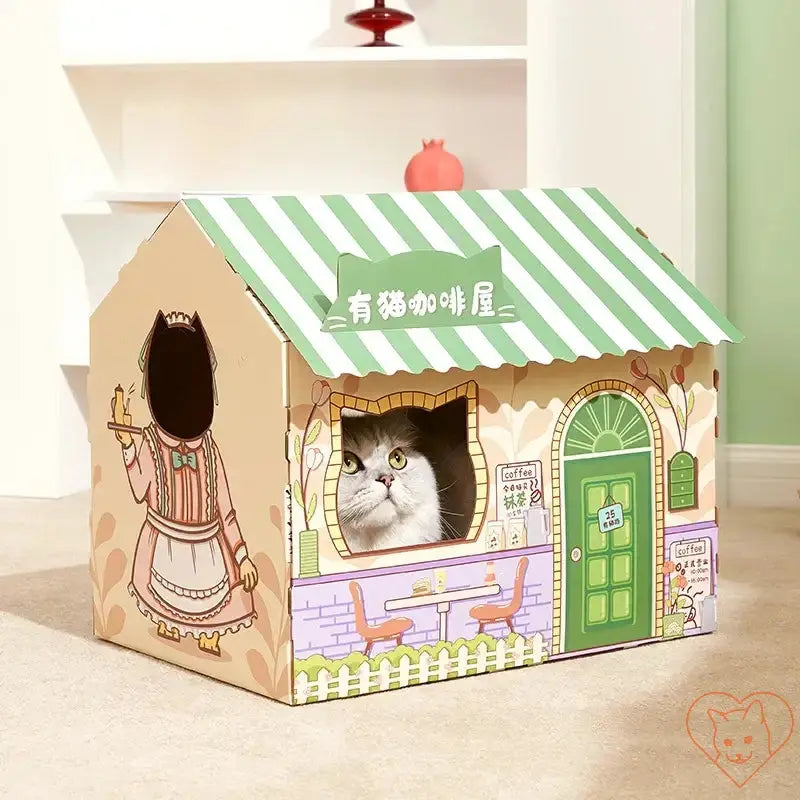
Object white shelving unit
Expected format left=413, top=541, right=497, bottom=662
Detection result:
left=1, top=0, right=725, bottom=497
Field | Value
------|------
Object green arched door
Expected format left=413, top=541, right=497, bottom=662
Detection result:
left=562, top=393, right=654, bottom=653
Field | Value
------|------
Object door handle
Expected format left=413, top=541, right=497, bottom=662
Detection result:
left=570, top=546, right=583, bottom=563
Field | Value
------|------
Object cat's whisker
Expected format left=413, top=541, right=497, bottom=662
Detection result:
left=440, top=517, right=461, bottom=540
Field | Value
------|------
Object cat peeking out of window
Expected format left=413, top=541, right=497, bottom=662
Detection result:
left=336, top=399, right=475, bottom=553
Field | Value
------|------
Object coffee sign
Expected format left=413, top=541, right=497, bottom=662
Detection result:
left=496, top=461, right=544, bottom=521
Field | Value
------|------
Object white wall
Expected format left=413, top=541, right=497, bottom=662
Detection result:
left=0, top=0, right=88, bottom=497
left=528, top=0, right=684, bottom=269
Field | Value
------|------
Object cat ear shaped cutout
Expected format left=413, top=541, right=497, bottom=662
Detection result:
left=137, top=309, right=219, bottom=404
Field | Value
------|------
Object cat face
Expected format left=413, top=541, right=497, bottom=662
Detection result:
left=708, top=701, right=772, bottom=765
left=145, top=311, right=215, bottom=441
left=336, top=410, right=439, bottom=549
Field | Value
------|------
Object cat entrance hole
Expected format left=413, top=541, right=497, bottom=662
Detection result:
left=324, top=382, right=488, bottom=556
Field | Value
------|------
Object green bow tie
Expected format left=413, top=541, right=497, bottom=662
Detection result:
left=172, top=450, right=198, bottom=470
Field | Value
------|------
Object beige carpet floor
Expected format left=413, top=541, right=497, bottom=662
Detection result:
left=1, top=494, right=798, bottom=799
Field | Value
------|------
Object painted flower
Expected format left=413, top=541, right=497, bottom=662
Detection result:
left=630, top=357, right=648, bottom=380
left=671, top=364, right=685, bottom=385
left=306, top=447, right=324, bottom=471
left=662, top=560, right=676, bottom=575
left=676, top=575, right=688, bottom=589
left=311, top=380, right=332, bottom=406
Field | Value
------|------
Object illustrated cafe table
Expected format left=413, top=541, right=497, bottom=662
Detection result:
left=384, top=584, right=501, bottom=641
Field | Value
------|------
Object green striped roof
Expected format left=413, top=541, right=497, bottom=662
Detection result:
left=182, top=189, right=742, bottom=378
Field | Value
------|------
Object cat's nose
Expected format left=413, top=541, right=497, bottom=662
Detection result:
left=376, top=474, right=394, bottom=488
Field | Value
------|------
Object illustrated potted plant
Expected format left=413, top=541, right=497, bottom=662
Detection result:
left=630, top=357, right=698, bottom=511
left=293, top=380, right=331, bottom=578
left=661, top=560, right=686, bottom=638
left=661, top=560, right=703, bottom=639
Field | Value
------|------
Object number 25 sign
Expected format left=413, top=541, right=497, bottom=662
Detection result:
left=598, top=500, right=624, bottom=533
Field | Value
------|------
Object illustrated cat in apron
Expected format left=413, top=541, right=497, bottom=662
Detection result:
left=111, top=310, right=258, bottom=656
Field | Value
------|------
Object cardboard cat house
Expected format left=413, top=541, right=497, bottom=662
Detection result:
left=89, top=188, right=742, bottom=705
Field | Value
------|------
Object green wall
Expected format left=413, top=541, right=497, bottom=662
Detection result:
left=727, top=1, right=800, bottom=444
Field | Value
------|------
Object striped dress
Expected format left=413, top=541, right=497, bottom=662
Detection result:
left=123, top=423, right=255, bottom=638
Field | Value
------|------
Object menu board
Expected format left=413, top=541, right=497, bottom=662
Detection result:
left=669, top=536, right=714, bottom=628
left=496, top=461, right=544, bottom=522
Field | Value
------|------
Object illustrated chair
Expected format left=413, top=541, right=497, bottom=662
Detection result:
left=469, top=556, right=529, bottom=634
left=349, top=581, right=413, bottom=656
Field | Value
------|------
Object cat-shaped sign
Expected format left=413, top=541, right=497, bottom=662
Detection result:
left=322, top=247, right=518, bottom=332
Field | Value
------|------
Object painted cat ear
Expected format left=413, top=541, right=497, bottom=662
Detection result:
left=468, top=245, right=502, bottom=269
left=707, top=709, right=726, bottom=726
left=743, top=701, right=765, bottom=723
left=337, top=253, right=371, bottom=271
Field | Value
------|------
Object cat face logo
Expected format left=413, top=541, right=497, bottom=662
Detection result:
left=686, top=692, right=794, bottom=787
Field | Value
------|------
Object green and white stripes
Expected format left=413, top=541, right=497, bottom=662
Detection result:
left=183, top=189, right=742, bottom=379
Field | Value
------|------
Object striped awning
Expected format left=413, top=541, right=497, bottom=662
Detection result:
left=183, top=189, right=742, bottom=379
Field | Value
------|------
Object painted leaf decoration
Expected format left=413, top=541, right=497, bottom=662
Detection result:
left=104, top=605, right=126, bottom=638
left=481, top=389, right=501, bottom=415
left=246, top=649, right=272, bottom=691
left=94, top=512, right=116, bottom=548
left=254, top=552, right=282, bottom=602
left=269, top=504, right=282, bottom=531
left=101, top=548, right=127, bottom=601
left=293, top=480, right=305, bottom=509
left=306, top=419, right=322, bottom=446
left=676, top=406, right=686, bottom=428
left=293, top=435, right=302, bottom=464
left=307, top=493, right=318, bottom=520
left=658, top=369, right=669, bottom=392
left=686, top=390, right=695, bottom=417
left=512, top=364, right=529, bottom=386
left=343, top=375, right=360, bottom=395
left=92, top=464, right=102, bottom=489
left=653, top=395, right=672, bottom=409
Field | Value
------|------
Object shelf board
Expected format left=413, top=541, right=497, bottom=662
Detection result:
left=63, top=191, right=311, bottom=214
left=61, top=44, right=528, bottom=69
left=62, top=197, right=178, bottom=216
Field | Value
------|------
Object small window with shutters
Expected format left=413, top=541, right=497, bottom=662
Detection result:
left=668, top=451, right=698, bottom=510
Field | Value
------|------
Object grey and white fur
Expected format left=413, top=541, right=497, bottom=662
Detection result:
left=337, top=410, right=442, bottom=553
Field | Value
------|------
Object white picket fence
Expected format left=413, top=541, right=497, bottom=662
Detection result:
left=294, top=633, right=548, bottom=704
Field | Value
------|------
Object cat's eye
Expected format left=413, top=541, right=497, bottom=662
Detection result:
left=744, top=736, right=753, bottom=744
left=724, top=739, right=733, bottom=747
left=341, top=451, right=363, bottom=475
left=388, top=447, right=407, bottom=470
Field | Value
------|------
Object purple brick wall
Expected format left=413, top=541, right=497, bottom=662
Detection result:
left=290, top=523, right=719, bottom=660
left=291, top=548, right=553, bottom=660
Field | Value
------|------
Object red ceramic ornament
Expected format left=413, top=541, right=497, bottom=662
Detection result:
left=404, top=139, right=464, bottom=192
left=345, top=0, right=414, bottom=47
